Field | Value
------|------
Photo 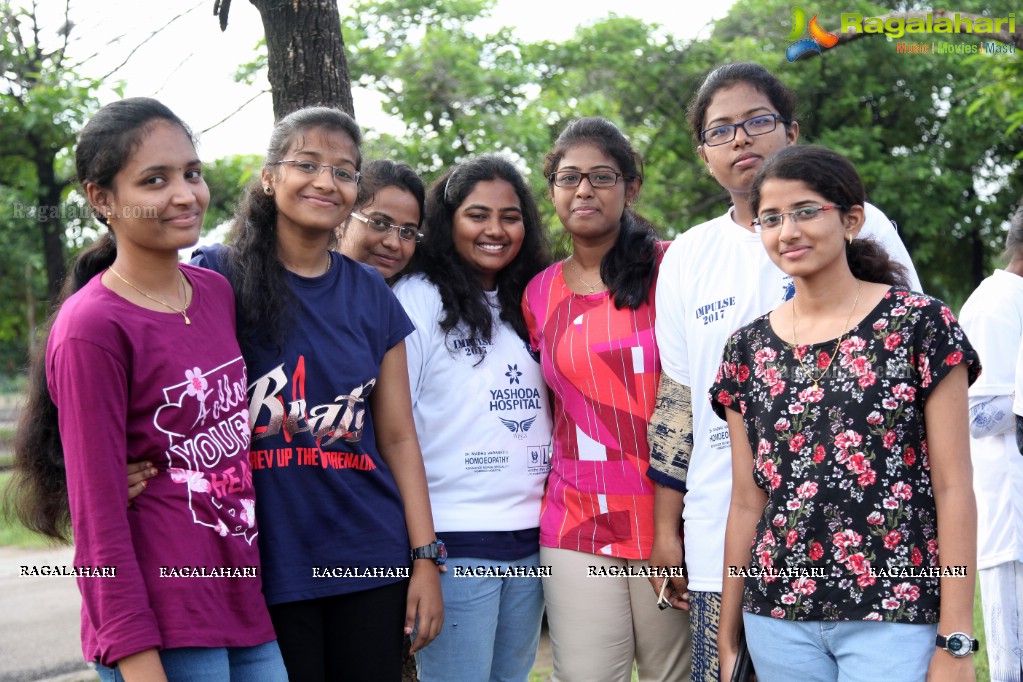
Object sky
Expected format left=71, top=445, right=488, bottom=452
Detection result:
left=34, top=0, right=732, bottom=159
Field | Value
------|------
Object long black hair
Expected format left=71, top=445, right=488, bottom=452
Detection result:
left=544, top=117, right=659, bottom=310
left=5, top=98, right=195, bottom=542
left=687, top=62, right=798, bottom=145
left=227, top=107, right=362, bottom=349
left=406, top=154, right=551, bottom=348
left=749, top=145, right=910, bottom=287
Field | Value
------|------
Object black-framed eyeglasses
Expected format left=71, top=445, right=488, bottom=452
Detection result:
left=549, top=171, right=624, bottom=188
left=350, top=211, right=423, bottom=243
left=753, top=205, right=844, bottom=233
left=270, top=159, right=361, bottom=184
left=700, top=113, right=789, bottom=147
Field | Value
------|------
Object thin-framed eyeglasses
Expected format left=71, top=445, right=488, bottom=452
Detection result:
left=549, top=170, right=624, bottom=188
left=701, top=113, right=789, bottom=147
left=350, top=211, right=423, bottom=243
left=270, top=159, right=361, bottom=184
left=753, top=205, right=845, bottom=233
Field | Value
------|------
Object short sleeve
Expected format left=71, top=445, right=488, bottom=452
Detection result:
left=522, top=286, right=541, bottom=353
left=392, top=277, right=439, bottom=403
left=654, top=238, right=691, bottom=385
left=914, top=300, right=981, bottom=401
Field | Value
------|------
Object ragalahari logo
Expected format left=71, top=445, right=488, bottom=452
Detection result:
left=785, top=7, right=840, bottom=61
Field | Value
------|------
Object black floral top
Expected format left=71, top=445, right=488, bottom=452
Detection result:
left=710, top=288, right=979, bottom=623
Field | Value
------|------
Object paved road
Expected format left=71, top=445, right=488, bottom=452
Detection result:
left=0, top=546, right=95, bottom=682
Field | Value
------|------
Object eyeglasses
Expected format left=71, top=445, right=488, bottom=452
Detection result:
left=350, top=211, right=423, bottom=243
left=753, top=205, right=844, bottom=233
left=700, top=113, right=789, bottom=147
left=270, top=159, right=360, bottom=184
left=549, top=171, right=624, bottom=188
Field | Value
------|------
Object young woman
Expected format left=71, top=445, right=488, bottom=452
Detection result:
left=713, top=145, right=978, bottom=681
left=959, top=199, right=1023, bottom=681
left=190, top=107, right=442, bottom=681
left=392, top=154, right=553, bottom=681
left=7, top=98, right=285, bottom=681
left=645, top=61, right=921, bottom=680
left=338, top=159, right=425, bottom=281
left=522, top=117, right=692, bottom=682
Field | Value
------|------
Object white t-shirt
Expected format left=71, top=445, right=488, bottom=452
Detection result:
left=655, top=203, right=920, bottom=592
left=393, top=274, right=553, bottom=533
left=961, top=269, right=1023, bottom=569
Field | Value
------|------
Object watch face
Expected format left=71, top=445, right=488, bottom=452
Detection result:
left=946, top=633, right=971, bottom=657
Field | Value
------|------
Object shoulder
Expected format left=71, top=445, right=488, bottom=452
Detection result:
left=181, top=262, right=231, bottom=294
left=524, top=263, right=562, bottom=300
left=189, top=242, right=229, bottom=273
left=392, top=273, right=441, bottom=310
left=883, top=288, right=962, bottom=332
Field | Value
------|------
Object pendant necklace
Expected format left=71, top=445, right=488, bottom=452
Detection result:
left=791, top=281, right=861, bottom=390
left=567, top=256, right=603, bottom=294
left=109, top=266, right=192, bottom=325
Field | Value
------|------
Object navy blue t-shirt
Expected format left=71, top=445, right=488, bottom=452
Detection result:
left=193, top=245, right=414, bottom=605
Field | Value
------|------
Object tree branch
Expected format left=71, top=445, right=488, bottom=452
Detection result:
left=100, top=2, right=204, bottom=80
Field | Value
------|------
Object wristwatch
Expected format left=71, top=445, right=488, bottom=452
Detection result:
left=411, top=540, right=447, bottom=566
left=935, top=632, right=978, bottom=658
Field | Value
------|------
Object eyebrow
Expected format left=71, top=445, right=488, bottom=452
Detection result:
left=462, top=203, right=522, bottom=213
left=138, top=160, right=201, bottom=174
left=556, top=164, right=619, bottom=172
left=758, top=199, right=824, bottom=214
left=706, top=107, right=774, bottom=127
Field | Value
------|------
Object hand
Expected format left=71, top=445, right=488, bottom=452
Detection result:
left=647, top=537, right=690, bottom=611
left=926, top=650, right=976, bottom=681
left=126, top=461, right=158, bottom=504
left=406, top=560, right=443, bottom=653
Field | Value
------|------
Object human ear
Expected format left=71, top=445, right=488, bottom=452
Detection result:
left=844, top=204, right=865, bottom=240
left=785, top=120, right=800, bottom=146
left=85, top=182, right=113, bottom=220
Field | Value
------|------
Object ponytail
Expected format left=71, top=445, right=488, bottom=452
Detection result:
left=5, top=232, right=117, bottom=542
left=847, top=237, right=910, bottom=288
left=601, top=210, right=659, bottom=310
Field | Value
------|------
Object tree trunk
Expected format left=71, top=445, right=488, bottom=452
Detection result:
left=34, top=147, right=68, bottom=306
left=249, top=0, right=354, bottom=120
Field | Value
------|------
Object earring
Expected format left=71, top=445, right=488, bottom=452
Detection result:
left=264, top=186, right=273, bottom=195
left=846, top=233, right=853, bottom=245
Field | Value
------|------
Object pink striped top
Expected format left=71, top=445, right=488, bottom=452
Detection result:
left=523, top=259, right=661, bottom=559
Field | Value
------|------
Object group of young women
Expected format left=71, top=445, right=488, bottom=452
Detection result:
left=6, top=60, right=984, bottom=682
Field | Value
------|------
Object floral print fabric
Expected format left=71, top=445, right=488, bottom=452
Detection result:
left=710, top=288, right=979, bottom=623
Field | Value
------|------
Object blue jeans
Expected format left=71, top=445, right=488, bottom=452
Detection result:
left=92, top=640, right=287, bottom=681
left=415, top=553, right=545, bottom=682
left=742, top=612, right=937, bottom=682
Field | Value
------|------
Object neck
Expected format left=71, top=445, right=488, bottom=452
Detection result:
left=570, top=229, right=618, bottom=271
left=1006, top=254, right=1023, bottom=277
left=729, top=192, right=755, bottom=231
left=792, top=268, right=860, bottom=317
left=276, top=225, right=332, bottom=277
left=110, top=252, right=182, bottom=293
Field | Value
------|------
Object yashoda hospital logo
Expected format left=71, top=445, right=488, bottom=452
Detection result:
left=785, top=7, right=840, bottom=62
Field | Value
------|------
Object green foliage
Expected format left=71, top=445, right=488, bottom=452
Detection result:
left=202, top=154, right=264, bottom=231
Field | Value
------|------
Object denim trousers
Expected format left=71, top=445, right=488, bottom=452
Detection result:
left=742, top=612, right=937, bottom=682
left=93, top=640, right=287, bottom=681
left=415, top=553, right=545, bottom=682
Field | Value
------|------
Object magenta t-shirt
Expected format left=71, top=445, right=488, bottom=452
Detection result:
left=47, top=265, right=275, bottom=666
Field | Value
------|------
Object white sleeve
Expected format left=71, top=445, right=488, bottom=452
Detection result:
left=859, top=203, right=922, bottom=292
left=655, top=239, right=691, bottom=386
left=1015, top=342, right=1023, bottom=418
left=391, top=277, right=435, bottom=405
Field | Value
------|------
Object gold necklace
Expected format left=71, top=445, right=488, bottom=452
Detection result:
left=108, top=266, right=192, bottom=325
left=791, top=281, right=861, bottom=390
left=567, top=256, right=603, bottom=294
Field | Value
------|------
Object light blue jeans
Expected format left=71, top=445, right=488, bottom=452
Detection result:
left=415, top=553, right=545, bottom=682
left=92, top=640, right=287, bottom=681
left=742, top=612, right=937, bottom=682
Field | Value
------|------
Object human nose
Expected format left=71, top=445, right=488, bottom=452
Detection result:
left=732, top=122, right=753, bottom=146
left=574, top=175, right=595, bottom=197
left=380, top=225, right=402, bottom=249
left=311, top=165, right=336, bottom=190
left=778, top=213, right=802, bottom=238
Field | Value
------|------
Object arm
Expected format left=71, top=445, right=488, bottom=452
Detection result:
left=718, top=407, right=766, bottom=682
left=52, top=338, right=164, bottom=669
left=370, top=340, right=443, bottom=654
left=646, top=374, right=693, bottom=607
left=923, top=363, right=977, bottom=681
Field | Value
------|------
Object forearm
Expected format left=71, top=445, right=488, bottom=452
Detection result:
left=934, top=483, right=977, bottom=633
left=719, top=501, right=760, bottom=654
left=379, top=438, right=437, bottom=548
left=116, top=649, right=168, bottom=682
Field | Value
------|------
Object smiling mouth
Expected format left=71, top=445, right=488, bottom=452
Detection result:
left=303, top=195, right=338, bottom=207
left=477, top=243, right=508, bottom=252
